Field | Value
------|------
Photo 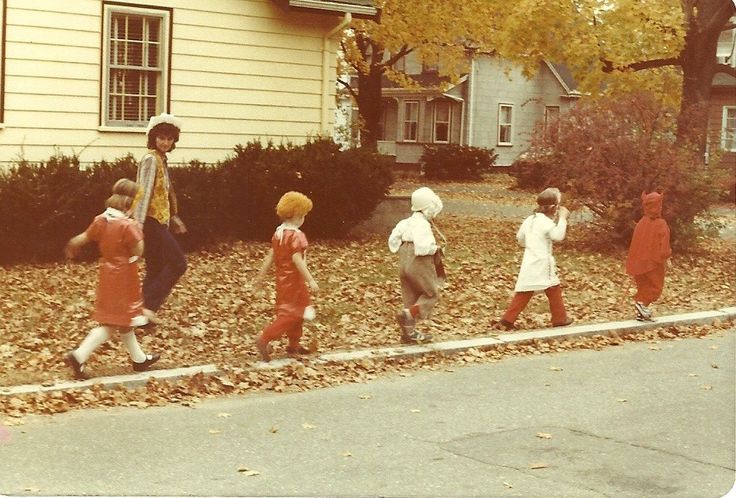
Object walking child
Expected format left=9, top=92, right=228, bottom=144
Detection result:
left=253, top=191, right=319, bottom=362
left=495, top=187, right=573, bottom=330
left=131, top=113, right=188, bottom=325
left=625, top=191, right=672, bottom=321
left=64, top=179, right=160, bottom=379
left=388, top=187, right=445, bottom=344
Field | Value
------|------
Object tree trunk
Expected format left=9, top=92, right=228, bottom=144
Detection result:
left=677, top=0, right=736, bottom=154
left=356, top=66, right=383, bottom=151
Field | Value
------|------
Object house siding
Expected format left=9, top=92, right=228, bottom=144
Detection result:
left=708, top=87, right=736, bottom=168
left=0, top=0, right=342, bottom=165
left=470, top=55, right=574, bottom=166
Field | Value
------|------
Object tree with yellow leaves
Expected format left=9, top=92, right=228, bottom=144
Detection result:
left=338, top=0, right=501, bottom=150
left=493, top=0, right=735, bottom=153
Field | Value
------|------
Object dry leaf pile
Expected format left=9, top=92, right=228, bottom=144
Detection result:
left=1, top=178, right=734, bottom=418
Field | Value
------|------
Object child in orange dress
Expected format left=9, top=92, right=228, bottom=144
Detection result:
left=64, top=179, right=160, bottom=379
left=253, top=191, right=319, bottom=362
left=626, top=191, right=672, bottom=321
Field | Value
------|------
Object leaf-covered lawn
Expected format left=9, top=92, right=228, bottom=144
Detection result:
left=1, top=176, right=734, bottom=416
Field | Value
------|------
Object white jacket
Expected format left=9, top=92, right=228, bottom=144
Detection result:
left=388, top=212, right=438, bottom=256
left=514, top=213, right=567, bottom=292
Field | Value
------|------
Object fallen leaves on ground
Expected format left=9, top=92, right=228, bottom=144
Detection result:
left=0, top=178, right=734, bottom=417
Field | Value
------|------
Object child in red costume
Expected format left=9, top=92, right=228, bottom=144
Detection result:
left=64, top=179, right=160, bottom=379
left=626, top=191, right=672, bottom=321
left=253, top=191, right=319, bottom=362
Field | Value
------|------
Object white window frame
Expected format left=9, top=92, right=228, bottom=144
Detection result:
left=101, top=3, right=170, bottom=129
left=722, top=106, right=736, bottom=152
left=403, top=100, right=419, bottom=142
left=497, top=103, right=513, bottom=146
left=433, top=100, right=451, bottom=144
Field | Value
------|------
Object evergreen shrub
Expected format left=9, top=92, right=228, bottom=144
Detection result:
left=0, top=139, right=393, bottom=263
left=420, top=144, right=497, bottom=180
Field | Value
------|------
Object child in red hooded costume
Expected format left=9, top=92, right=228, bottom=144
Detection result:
left=626, top=191, right=672, bottom=321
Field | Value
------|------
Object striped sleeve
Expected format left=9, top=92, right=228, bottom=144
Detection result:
left=132, top=154, right=156, bottom=224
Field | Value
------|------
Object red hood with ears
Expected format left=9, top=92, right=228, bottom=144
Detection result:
left=641, top=191, right=663, bottom=218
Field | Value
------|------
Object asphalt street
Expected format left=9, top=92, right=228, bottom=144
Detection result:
left=1, top=328, right=734, bottom=497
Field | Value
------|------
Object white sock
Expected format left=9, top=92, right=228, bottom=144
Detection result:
left=120, top=330, right=146, bottom=363
left=73, top=326, right=111, bottom=363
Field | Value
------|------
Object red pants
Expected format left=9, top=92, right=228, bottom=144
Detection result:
left=502, top=285, right=568, bottom=326
left=633, top=266, right=666, bottom=305
left=260, top=314, right=303, bottom=348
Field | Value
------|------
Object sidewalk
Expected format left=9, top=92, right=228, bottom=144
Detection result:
left=3, top=306, right=734, bottom=398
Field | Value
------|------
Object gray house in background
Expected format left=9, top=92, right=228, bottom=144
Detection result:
left=374, top=52, right=580, bottom=167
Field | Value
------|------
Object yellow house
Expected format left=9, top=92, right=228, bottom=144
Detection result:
left=0, top=0, right=376, bottom=166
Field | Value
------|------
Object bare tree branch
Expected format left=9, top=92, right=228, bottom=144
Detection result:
left=337, top=78, right=359, bottom=101
left=601, top=57, right=682, bottom=73
left=382, top=45, right=413, bottom=68
left=701, top=0, right=736, bottom=36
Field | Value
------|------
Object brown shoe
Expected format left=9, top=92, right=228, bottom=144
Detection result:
left=491, top=319, right=515, bottom=331
left=65, top=352, right=88, bottom=380
left=132, top=353, right=161, bottom=372
left=553, top=319, right=574, bottom=327
left=255, top=337, right=272, bottom=362
left=286, top=345, right=310, bottom=356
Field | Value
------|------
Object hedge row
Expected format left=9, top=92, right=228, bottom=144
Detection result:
left=0, top=139, right=393, bottom=264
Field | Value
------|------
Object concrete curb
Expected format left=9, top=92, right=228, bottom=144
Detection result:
left=0, top=364, right=221, bottom=397
left=3, top=307, right=734, bottom=397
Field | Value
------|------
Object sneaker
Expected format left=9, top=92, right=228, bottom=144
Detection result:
left=553, top=319, right=574, bottom=327
left=636, top=311, right=655, bottom=322
left=255, top=337, right=272, bottom=362
left=132, top=353, right=161, bottom=372
left=634, top=301, right=652, bottom=320
left=400, top=330, right=433, bottom=344
left=65, top=352, right=87, bottom=380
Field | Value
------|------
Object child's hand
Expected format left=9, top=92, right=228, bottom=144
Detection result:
left=558, top=206, right=570, bottom=220
left=308, top=279, right=320, bottom=294
left=64, top=241, right=79, bottom=260
left=170, top=216, right=187, bottom=234
left=252, top=278, right=266, bottom=296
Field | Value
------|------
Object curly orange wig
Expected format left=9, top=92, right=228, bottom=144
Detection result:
left=276, top=191, right=313, bottom=220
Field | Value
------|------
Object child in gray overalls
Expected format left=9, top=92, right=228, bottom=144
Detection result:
left=388, top=187, right=444, bottom=343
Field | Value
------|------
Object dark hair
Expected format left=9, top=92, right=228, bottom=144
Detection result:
left=147, top=123, right=180, bottom=151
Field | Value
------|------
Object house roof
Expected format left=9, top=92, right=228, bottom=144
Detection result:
left=712, top=72, right=736, bottom=87
left=545, top=62, right=579, bottom=95
left=287, top=0, right=378, bottom=17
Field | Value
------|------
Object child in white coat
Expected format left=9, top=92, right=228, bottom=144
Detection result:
left=388, top=187, right=444, bottom=343
left=495, top=187, right=572, bottom=330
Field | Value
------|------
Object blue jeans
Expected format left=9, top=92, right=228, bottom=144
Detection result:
left=142, top=217, right=187, bottom=312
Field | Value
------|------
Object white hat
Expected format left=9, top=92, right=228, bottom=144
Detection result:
left=411, top=187, right=443, bottom=218
left=146, top=113, right=182, bottom=134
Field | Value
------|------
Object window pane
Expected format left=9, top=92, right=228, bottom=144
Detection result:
left=147, top=18, right=161, bottom=42
left=106, top=9, right=165, bottom=125
left=500, top=125, right=511, bottom=143
left=500, top=106, right=512, bottom=123
left=128, top=17, right=143, bottom=41
left=435, top=123, right=449, bottom=142
left=436, top=102, right=450, bottom=121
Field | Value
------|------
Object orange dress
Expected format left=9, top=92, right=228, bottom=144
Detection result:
left=85, top=210, right=144, bottom=327
left=273, top=228, right=311, bottom=318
